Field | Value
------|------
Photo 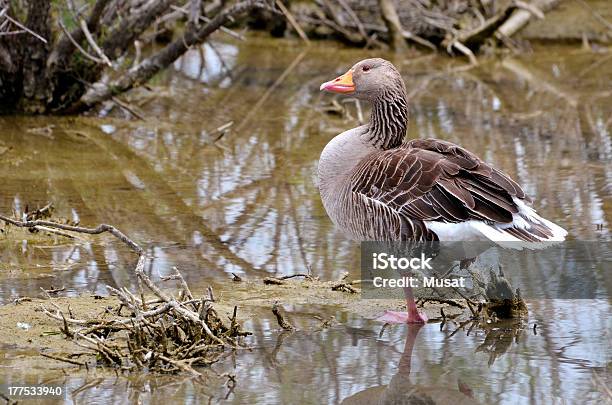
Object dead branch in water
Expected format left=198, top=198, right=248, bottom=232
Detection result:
left=331, top=271, right=358, bottom=293
left=40, top=352, right=86, bottom=366
left=272, top=303, right=295, bottom=330
left=0, top=211, right=251, bottom=375
left=331, top=282, right=358, bottom=293
left=264, top=273, right=313, bottom=285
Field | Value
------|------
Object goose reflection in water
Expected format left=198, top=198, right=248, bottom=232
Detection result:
left=341, top=325, right=477, bottom=405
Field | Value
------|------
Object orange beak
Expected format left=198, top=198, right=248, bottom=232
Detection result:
left=320, top=69, right=355, bottom=94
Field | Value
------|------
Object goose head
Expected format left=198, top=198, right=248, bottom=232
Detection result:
left=320, top=58, right=405, bottom=101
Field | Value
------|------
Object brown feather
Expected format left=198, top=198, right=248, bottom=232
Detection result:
left=351, top=139, right=528, bottom=240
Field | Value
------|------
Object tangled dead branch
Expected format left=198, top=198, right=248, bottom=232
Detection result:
left=281, top=0, right=563, bottom=58
left=0, top=211, right=251, bottom=376
left=75, top=0, right=268, bottom=110
left=0, top=0, right=268, bottom=114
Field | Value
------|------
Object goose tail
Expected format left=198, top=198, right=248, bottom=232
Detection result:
left=472, top=198, right=567, bottom=250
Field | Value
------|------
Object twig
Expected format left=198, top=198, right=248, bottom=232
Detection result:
left=110, top=96, right=145, bottom=121
left=514, top=1, right=545, bottom=19
left=0, top=30, right=26, bottom=37
left=40, top=306, right=88, bottom=325
left=209, top=121, right=234, bottom=143
left=13, top=296, right=32, bottom=305
left=80, top=19, right=112, bottom=67
left=318, top=0, right=364, bottom=44
left=337, top=272, right=349, bottom=282
left=275, top=0, right=309, bottom=44
left=421, top=297, right=465, bottom=308
left=170, top=4, right=246, bottom=41
left=40, top=352, right=85, bottom=366
left=157, top=354, right=203, bottom=377
left=58, top=20, right=107, bottom=65
left=160, top=266, right=194, bottom=300
left=2, top=12, right=47, bottom=43
left=272, top=303, right=295, bottom=330
left=25, top=202, right=54, bottom=221
left=448, top=319, right=473, bottom=338
left=337, top=0, right=367, bottom=39
left=465, top=299, right=477, bottom=317
left=402, top=30, right=437, bottom=51
left=278, top=273, right=312, bottom=280
left=451, top=41, right=478, bottom=65
left=331, top=282, right=357, bottom=293
left=263, top=277, right=285, bottom=285
left=32, top=225, right=77, bottom=239
left=1, top=203, right=249, bottom=373
left=0, top=215, right=143, bottom=254
left=41, top=286, right=66, bottom=294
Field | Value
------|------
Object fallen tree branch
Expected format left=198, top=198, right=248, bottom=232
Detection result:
left=75, top=0, right=265, bottom=110
left=101, top=0, right=173, bottom=61
left=495, top=0, right=561, bottom=40
left=0, top=215, right=143, bottom=254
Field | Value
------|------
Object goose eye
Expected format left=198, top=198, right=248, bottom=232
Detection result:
left=362, top=65, right=370, bottom=72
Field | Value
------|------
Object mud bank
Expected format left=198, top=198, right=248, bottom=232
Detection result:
left=0, top=278, right=467, bottom=371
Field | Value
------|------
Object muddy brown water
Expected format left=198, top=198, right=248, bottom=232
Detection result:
left=0, top=35, right=610, bottom=403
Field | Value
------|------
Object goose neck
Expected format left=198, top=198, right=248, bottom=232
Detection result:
left=365, top=87, right=409, bottom=149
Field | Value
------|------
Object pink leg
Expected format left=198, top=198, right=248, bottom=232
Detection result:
left=376, top=287, right=428, bottom=324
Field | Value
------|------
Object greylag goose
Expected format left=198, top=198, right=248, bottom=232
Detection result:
left=318, top=58, right=567, bottom=323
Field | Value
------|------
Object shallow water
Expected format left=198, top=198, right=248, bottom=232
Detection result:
left=0, top=35, right=610, bottom=403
